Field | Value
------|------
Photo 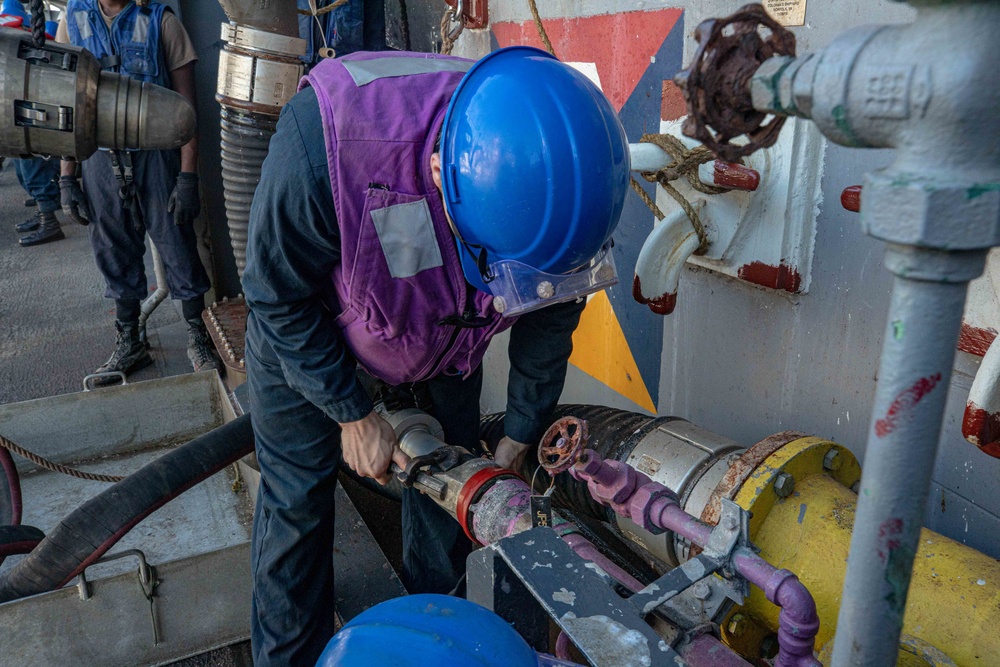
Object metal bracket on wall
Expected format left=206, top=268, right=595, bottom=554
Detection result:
left=445, top=0, right=488, bottom=29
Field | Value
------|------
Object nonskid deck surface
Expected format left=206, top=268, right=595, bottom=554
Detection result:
left=0, top=160, right=209, bottom=406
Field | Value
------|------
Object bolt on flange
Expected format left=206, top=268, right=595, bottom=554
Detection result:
left=773, top=472, right=795, bottom=498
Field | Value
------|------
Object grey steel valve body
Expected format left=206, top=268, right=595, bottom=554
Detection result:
left=743, top=2, right=1000, bottom=665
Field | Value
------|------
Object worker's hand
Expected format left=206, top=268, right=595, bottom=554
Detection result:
left=340, top=411, right=409, bottom=485
left=494, top=436, right=532, bottom=472
left=168, top=172, right=201, bottom=225
left=59, top=176, right=90, bottom=226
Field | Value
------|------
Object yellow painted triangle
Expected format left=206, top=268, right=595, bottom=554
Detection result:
left=569, top=291, right=656, bottom=413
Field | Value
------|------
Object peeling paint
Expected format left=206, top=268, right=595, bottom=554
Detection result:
left=873, top=373, right=943, bottom=438
left=967, top=183, right=1000, bottom=200
left=560, top=612, right=652, bottom=667
left=553, top=587, right=577, bottom=606
left=737, top=261, right=803, bottom=293
left=798, top=503, right=808, bottom=524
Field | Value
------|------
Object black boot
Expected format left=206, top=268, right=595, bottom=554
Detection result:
left=14, top=214, right=38, bottom=233
left=93, top=320, right=153, bottom=382
left=23, top=197, right=35, bottom=207
left=186, top=319, right=219, bottom=372
left=18, top=211, right=64, bottom=246
left=14, top=206, right=49, bottom=232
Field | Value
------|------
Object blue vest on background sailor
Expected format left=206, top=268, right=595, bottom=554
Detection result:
left=65, top=0, right=169, bottom=86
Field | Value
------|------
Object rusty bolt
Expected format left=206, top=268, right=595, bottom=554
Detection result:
left=727, top=614, right=747, bottom=637
left=823, top=448, right=842, bottom=472
left=692, top=582, right=711, bottom=601
left=773, top=472, right=795, bottom=498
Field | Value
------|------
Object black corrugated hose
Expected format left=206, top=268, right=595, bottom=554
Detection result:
left=220, top=108, right=277, bottom=277
left=481, top=405, right=674, bottom=524
left=0, top=414, right=254, bottom=603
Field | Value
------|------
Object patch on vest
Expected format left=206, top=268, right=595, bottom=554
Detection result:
left=371, top=198, right=444, bottom=279
left=342, top=57, right=474, bottom=87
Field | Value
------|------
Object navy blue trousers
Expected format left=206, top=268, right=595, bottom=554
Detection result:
left=246, top=332, right=484, bottom=667
left=15, top=157, right=59, bottom=214
left=81, top=150, right=210, bottom=302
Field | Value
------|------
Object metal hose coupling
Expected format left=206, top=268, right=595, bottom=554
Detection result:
left=216, top=17, right=306, bottom=276
left=0, top=30, right=195, bottom=160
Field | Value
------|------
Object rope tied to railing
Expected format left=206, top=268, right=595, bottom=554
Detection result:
left=630, top=133, right=731, bottom=255
left=0, top=434, right=124, bottom=483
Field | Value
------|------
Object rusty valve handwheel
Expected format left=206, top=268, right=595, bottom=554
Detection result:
left=675, top=3, right=796, bottom=163
left=537, top=417, right=589, bottom=474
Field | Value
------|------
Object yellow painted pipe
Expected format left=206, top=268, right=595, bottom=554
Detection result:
left=730, top=442, right=1000, bottom=666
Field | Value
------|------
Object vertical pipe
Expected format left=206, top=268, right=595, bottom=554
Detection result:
left=831, top=245, right=986, bottom=667
left=138, top=240, right=168, bottom=345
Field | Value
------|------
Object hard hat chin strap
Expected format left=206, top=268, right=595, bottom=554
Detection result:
left=445, top=214, right=495, bottom=284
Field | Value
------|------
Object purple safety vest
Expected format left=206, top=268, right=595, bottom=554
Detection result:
left=301, top=52, right=516, bottom=385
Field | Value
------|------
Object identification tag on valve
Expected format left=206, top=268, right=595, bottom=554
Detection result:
left=531, top=495, right=552, bottom=528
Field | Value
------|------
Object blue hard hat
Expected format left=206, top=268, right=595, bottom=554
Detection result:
left=1, top=0, right=27, bottom=19
left=441, top=46, right=630, bottom=292
left=316, top=594, right=538, bottom=667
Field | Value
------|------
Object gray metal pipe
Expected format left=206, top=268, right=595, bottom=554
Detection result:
left=716, top=2, right=1000, bottom=662
left=832, top=246, right=985, bottom=666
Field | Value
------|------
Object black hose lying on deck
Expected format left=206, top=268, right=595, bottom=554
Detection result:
left=0, top=414, right=255, bottom=603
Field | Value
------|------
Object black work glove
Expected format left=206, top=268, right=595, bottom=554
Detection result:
left=168, top=172, right=200, bottom=225
left=59, top=175, right=91, bottom=226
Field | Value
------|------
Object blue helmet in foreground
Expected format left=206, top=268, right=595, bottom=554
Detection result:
left=316, top=594, right=538, bottom=667
left=441, top=46, right=630, bottom=316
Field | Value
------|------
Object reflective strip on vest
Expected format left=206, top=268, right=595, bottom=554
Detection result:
left=73, top=10, right=92, bottom=40
left=371, top=198, right=445, bottom=279
left=132, top=10, right=149, bottom=43
left=342, top=57, right=474, bottom=87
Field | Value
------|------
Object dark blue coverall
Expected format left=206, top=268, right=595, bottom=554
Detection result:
left=242, top=86, right=586, bottom=666
left=14, top=157, right=59, bottom=214
left=81, top=149, right=209, bottom=303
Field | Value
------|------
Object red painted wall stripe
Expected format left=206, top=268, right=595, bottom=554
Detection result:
left=958, top=323, right=997, bottom=357
left=492, top=8, right=683, bottom=112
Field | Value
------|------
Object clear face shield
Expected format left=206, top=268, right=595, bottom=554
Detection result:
left=483, top=243, right=618, bottom=317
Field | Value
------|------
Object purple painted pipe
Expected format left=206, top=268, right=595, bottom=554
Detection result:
left=568, top=449, right=823, bottom=667
left=561, top=531, right=644, bottom=592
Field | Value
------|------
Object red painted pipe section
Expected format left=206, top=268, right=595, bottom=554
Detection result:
left=714, top=161, right=760, bottom=192
left=841, top=185, right=862, bottom=212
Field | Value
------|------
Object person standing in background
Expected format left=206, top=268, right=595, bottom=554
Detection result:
left=57, top=0, right=218, bottom=379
